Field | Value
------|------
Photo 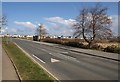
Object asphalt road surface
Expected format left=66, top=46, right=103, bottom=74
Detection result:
left=13, top=39, right=118, bottom=80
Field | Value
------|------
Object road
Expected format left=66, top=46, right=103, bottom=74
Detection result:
left=13, top=39, right=118, bottom=80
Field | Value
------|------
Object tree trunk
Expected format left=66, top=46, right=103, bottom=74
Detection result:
left=88, top=41, right=93, bottom=48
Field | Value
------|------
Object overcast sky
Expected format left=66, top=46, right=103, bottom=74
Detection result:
left=2, top=2, right=118, bottom=36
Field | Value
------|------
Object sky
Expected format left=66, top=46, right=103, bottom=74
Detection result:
left=2, top=2, right=118, bottom=36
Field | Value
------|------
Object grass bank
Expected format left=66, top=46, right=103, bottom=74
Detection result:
left=2, top=41, right=54, bottom=81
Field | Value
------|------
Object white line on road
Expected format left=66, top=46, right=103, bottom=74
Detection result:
left=49, top=52, right=80, bottom=63
left=32, top=54, right=46, bottom=64
left=49, top=53, right=52, bottom=54
left=61, top=52, right=68, bottom=54
left=14, top=43, right=59, bottom=80
left=41, top=49, right=46, bottom=52
left=51, top=58, right=60, bottom=63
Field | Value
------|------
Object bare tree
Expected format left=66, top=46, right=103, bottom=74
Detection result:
left=73, top=4, right=112, bottom=48
left=0, top=15, right=7, bottom=33
left=36, top=24, right=47, bottom=41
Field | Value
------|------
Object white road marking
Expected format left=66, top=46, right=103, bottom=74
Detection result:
left=61, top=52, right=68, bottom=54
left=49, top=52, right=80, bottom=63
left=51, top=58, right=60, bottom=63
left=49, top=53, right=52, bottom=54
left=59, top=53, right=77, bottom=60
left=32, top=54, right=46, bottom=63
left=41, top=49, right=46, bottom=52
left=15, top=43, right=59, bottom=80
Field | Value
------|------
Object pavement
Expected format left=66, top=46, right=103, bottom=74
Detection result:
left=2, top=48, right=19, bottom=80
left=13, top=39, right=119, bottom=80
left=70, top=48, right=119, bottom=61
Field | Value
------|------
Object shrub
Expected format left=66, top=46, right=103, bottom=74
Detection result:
left=91, top=44, right=103, bottom=50
left=43, top=38, right=89, bottom=48
left=104, top=45, right=120, bottom=54
left=80, top=44, right=89, bottom=49
left=63, top=41, right=84, bottom=48
left=43, top=38, right=62, bottom=44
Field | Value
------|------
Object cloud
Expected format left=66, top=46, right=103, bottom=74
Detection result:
left=1, top=27, right=7, bottom=33
left=1, top=29, right=5, bottom=33
left=45, top=17, right=76, bottom=27
left=14, top=21, right=36, bottom=29
left=44, top=17, right=76, bottom=36
left=1, top=27, right=18, bottom=35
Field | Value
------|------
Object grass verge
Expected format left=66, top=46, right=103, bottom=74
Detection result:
left=2, top=41, right=54, bottom=81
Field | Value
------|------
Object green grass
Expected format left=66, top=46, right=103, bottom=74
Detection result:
left=2, top=41, right=54, bottom=81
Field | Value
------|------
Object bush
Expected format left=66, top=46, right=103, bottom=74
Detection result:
left=80, top=44, right=89, bottom=49
left=104, top=45, right=120, bottom=54
left=64, top=41, right=82, bottom=47
left=43, top=38, right=62, bottom=44
left=43, top=39, right=89, bottom=48
left=63, top=41, right=89, bottom=49
left=91, top=44, right=103, bottom=50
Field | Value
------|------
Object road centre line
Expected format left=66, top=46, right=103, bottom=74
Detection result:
left=49, top=52, right=80, bottom=63
left=61, top=52, right=68, bottom=54
left=40, top=46, right=80, bottom=63
left=32, top=54, right=46, bottom=64
left=41, top=49, right=46, bottom=51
